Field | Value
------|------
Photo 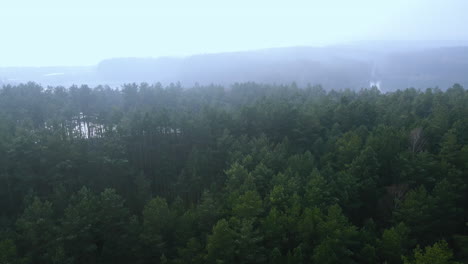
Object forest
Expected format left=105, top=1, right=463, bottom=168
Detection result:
left=0, top=82, right=467, bottom=263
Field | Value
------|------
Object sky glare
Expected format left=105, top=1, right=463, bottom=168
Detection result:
left=1, top=0, right=467, bottom=66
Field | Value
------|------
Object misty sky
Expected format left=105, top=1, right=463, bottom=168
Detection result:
left=1, top=0, right=467, bottom=67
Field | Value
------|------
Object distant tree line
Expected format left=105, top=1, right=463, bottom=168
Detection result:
left=0, top=82, right=467, bottom=263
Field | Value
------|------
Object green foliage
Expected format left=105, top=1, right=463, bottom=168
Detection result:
left=378, top=223, right=411, bottom=264
left=304, top=169, right=335, bottom=209
left=15, top=197, right=56, bottom=263
left=140, top=197, right=173, bottom=260
left=206, top=219, right=236, bottom=264
left=403, top=240, right=460, bottom=264
left=231, top=218, right=266, bottom=263
left=60, top=188, right=131, bottom=264
left=232, top=190, right=263, bottom=219
left=312, top=205, right=359, bottom=264
left=0, top=239, right=19, bottom=264
left=175, top=238, right=205, bottom=264
left=393, top=186, right=435, bottom=242
left=0, top=82, right=467, bottom=263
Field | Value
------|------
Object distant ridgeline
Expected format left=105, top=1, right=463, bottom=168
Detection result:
left=0, top=82, right=467, bottom=263
left=1, top=44, right=468, bottom=90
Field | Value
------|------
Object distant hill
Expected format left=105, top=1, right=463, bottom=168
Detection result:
left=378, top=46, right=468, bottom=90
left=1, top=42, right=468, bottom=90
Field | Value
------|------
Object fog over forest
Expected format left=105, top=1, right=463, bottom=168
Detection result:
left=1, top=1, right=468, bottom=264
left=2, top=41, right=468, bottom=91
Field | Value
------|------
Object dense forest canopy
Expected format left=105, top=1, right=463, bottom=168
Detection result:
left=0, top=82, right=467, bottom=263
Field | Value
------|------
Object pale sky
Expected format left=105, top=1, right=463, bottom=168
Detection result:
left=1, top=0, right=467, bottom=66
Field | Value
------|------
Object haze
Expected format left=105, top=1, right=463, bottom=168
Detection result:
left=2, top=0, right=467, bottom=67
